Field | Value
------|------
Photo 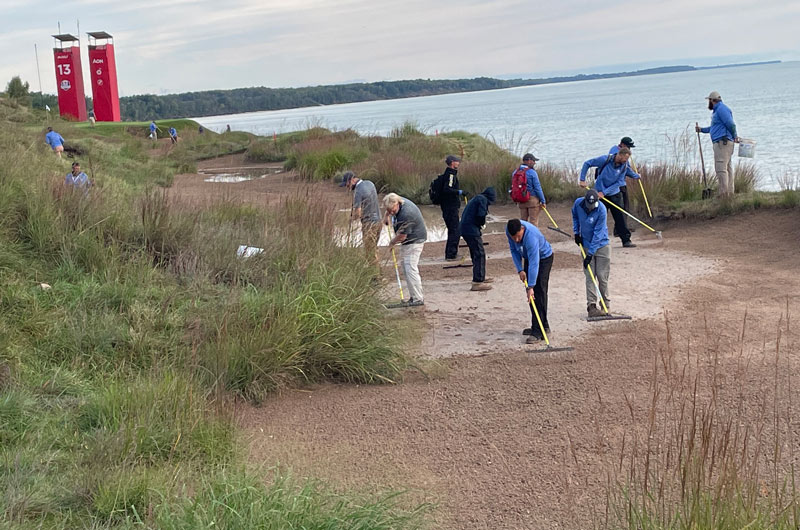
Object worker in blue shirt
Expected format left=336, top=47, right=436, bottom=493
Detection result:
left=513, top=153, right=547, bottom=226
left=169, top=127, right=178, bottom=144
left=696, top=91, right=739, bottom=197
left=45, top=127, right=65, bottom=159
left=149, top=121, right=159, bottom=141
left=579, top=147, right=640, bottom=248
left=609, top=137, right=635, bottom=212
left=506, top=219, right=554, bottom=343
left=572, top=189, right=610, bottom=318
left=65, top=162, right=92, bottom=192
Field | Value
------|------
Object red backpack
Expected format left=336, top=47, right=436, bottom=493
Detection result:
left=511, top=167, right=530, bottom=203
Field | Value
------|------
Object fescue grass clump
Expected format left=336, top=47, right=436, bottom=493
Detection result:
left=0, top=102, right=423, bottom=527
left=603, top=312, right=799, bottom=529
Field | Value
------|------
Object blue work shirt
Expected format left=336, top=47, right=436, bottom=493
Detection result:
left=580, top=155, right=639, bottom=196
left=700, top=101, right=737, bottom=142
left=571, top=198, right=609, bottom=255
left=45, top=131, right=64, bottom=150
left=513, top=165, right=546, bottom=204
left=150, top=122, right=156, bottom=132
left=65, top=171, right=90, bottom=190
left=506, top=221, right=553, bottom=286
left=169, top=127, right=177, bottom=137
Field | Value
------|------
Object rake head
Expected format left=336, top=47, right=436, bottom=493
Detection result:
left=528, top=344, right=575, bottom=353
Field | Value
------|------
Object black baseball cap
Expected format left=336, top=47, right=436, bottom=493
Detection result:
left=522, top=153, right=539, bottom=162
left=584, top=189, right=599, bottom=209
left=445, top=155, right=461, bottom=165
left=620, top=137, right=635, bottom=148
left=338, top=171, right=356, bottom=187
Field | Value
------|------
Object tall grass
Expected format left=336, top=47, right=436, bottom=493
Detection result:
left=0, top=101, right=424, bottom=527
left=604, top=311, right=798, bottom=529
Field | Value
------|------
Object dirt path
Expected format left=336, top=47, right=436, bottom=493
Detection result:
left=241, top=210, right=800, bottom=529
left=169, top=160, right=800, bottom=527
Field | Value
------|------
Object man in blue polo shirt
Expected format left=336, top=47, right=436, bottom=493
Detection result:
left=65, top=162, right=92, bottom=192
left=45, top=127, right=65, bottom=159
left=579, top=147, right=640, bottom=248
left=609, top=137, right=635, bottom=212
left=696, top=91, right=739, bottom=197
left=572, top=189, right=610, bottom=318
left=506, top=219, right=553, bottom=343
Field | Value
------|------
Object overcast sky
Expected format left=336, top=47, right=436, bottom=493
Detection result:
left=2, top=0, right=799, bottom=96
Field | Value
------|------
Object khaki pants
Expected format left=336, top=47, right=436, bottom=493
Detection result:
left=518, top=196, right=541, bottom=226
left=400, top=243, right=424, bottom=302
left=361, top=222, right=380, bottom=271
left=713, top=140, right=735, bottom=197
left=584, top=244, right=610, bottom=308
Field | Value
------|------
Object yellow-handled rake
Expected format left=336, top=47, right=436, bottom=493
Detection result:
left=523, top=280, right=573, bottom=353
left=629, top=158, right=653, bottom=218
left=386, top=225, right=404, bottom=302
left=600, top=197, right=663, bottom=241
left=578, top=243, right=609, bottom=315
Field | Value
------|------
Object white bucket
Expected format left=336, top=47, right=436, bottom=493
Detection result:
left=738, top=138, right=756, bottom=158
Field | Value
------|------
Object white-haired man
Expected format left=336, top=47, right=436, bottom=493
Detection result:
left=383, top=193, right=427, bottom=306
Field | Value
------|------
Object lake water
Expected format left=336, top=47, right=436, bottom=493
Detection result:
left=196, top=62, right=800, bottom=191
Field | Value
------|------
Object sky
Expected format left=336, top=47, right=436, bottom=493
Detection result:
left=2, top=0, right=799, bottom=97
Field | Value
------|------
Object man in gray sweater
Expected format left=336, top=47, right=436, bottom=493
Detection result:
left=383, top=193, right=427, bottom=306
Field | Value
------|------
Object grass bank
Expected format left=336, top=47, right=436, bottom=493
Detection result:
left=0, top=98, right=426, bottom=527
left=258, top=123, right=798, bottom=220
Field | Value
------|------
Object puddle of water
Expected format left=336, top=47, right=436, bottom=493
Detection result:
left=333, top=209, right=510, bottom=247
left=200, top=167, right=283, bottom=183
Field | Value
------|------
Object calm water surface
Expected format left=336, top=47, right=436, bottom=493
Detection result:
left=196, top=62, right=800, bottom=190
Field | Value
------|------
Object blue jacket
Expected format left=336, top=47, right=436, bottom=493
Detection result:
left=580, top=154, right=639, bottom=196
left=700, top=101, right=737, bottom=142
left=150, top=122, right=157, bottom=132
left=571, top=198, right=609, bottom=255
left=506, top=221, right=553, bottom=286
left=459, top=187, right=496, bottom=237
left=45, top=131, right=64, bottom=149
left=513, top=165, right=546, bottom=204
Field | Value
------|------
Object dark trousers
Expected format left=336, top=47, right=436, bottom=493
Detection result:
left=463, top=234, right=485, bottom=282
left=605, top=191, right=631, bottom=244
left=524, top=254, right=552, bottom=334
left=620, top=185, right=630, bottom=211
left=441, top=205, right=461, bottom=259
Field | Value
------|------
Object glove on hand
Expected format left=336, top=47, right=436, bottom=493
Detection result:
left=583, top=254, right=593, bottom=269
left=574, top=234, right=582, bottom=246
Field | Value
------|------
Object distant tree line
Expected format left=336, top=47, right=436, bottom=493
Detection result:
left=11, top=61, right=776, bottom=121
left=116, top=66, right=701, bottom=121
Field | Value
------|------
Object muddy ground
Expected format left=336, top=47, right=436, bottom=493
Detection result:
left=175, top=158, right=800, bottom=529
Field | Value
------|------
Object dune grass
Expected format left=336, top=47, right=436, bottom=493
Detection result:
left=602, top=312, right=799, bottom=530
left=0, top=99, right=426, bottom=528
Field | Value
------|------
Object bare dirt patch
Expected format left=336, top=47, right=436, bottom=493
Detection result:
left=241, top=209, right=800, bottom=529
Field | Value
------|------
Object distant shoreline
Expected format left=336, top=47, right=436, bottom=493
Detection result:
left=116, top=60, right=782, bottom=121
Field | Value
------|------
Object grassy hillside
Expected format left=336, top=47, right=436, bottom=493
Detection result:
left=0, top=98, right=426, bottom=528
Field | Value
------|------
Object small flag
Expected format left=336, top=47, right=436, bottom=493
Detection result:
left=45, top=105, right=51, bottom=111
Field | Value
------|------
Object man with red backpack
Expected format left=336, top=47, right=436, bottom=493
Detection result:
left=511, top=153, right=547, bottom=226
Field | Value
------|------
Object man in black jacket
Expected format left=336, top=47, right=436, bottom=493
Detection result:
left=439, top=155, right=464, bottom=261
left=460, top=187, right=496, bottom=291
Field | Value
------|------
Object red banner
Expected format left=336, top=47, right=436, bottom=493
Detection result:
left=88, top=44, right=120, bottom=122
left=53, top=46, right=87, bottom=121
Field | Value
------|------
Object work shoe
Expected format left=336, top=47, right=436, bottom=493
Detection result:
left=445, top=255, right=459, bottom=261
left=407, top=298, right=424, bottom=307
left=470, top=282, right=492, bottom=291
left=587, top=304, right=604, bottom=318
left=622, top=241, right=637, bottom=248
left=523, top=327, right=533, bottom=335
left=526, top=334, right=544, bottom=344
